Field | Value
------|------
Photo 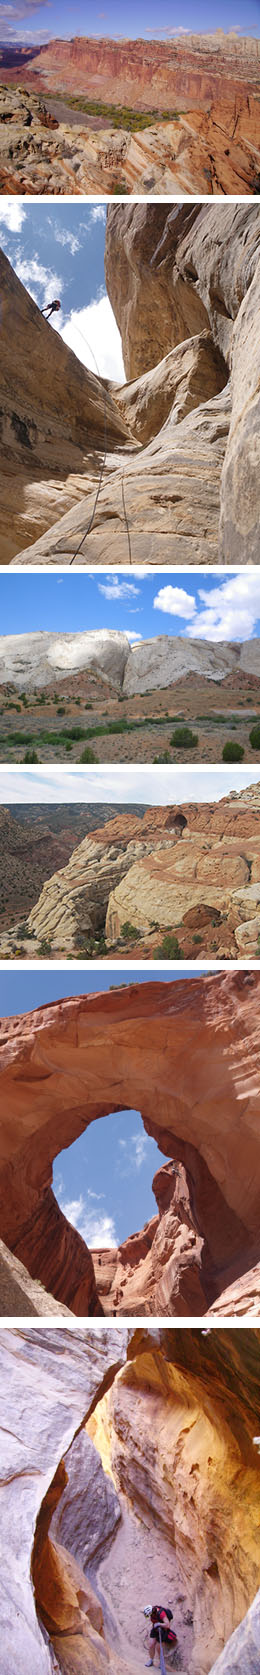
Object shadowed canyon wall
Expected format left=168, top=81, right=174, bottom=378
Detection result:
left=10, top=204, right=260, bottom=566
left=1, top=972, right=260, bottom=1317
left=1, top=1327, right=260, bottom=1675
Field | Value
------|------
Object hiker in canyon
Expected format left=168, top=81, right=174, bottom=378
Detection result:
left=41, top=299, right=61, bottom=320
left=144, top=1605, right=177, bottom=1666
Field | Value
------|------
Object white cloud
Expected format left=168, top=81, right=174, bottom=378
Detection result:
left=98, top=577, right=140, bottom=600
left=12, top=253, right=64, bottom=312
left=2, top=766, right=260, bottom=803
left=61, top=294, right=124, bottom=382
left=0, top=201, right=27, bottom=234
left=58, top=1192, right=117, bottom=1248
left=186, top=574, right=260, bottom=643
left=52, top=225, right=81, bottom=256
left=118, top=1131, right=154, bottom=1175
left=123, top=630, right=143, bottom=642
left=90, top=205, right=107, bottom=224
left=153, top=585, right=196, bottom=620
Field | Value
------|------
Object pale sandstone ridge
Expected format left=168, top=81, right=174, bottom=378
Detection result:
left=11, top=205, right=260, bottom=567
left=1, top=628, right=260, bottom=694
left=1, top=973, right=260, bottom=1317
left=1, top=1326, right=260, bottom=1675
left=0, top=630, right=130, bottom=691
left=122, top=635, right=260, bottom=694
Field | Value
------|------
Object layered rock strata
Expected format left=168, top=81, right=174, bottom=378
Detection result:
left=10, top=204, right=260, bottom=566
left=1, top=972, right=260, bottom=1317
left=0, top=76, right=259, bottom=198
left=2, top=783, right=260, bottom=960
left=1, top=1326, right=260, bottom=1675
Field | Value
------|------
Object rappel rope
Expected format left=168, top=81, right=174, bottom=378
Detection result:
left=64, top=318, right=132, bottom=565
left=158, top=1626, right=167, bottom=1675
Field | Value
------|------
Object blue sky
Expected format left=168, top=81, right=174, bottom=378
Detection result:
left=1, top=571, right=260, bottom=644
left=1, top=0, right=259, bottom=42
left=0, top=968, right=198, bottom=1246
left=0, top=201, right=124, bottom=381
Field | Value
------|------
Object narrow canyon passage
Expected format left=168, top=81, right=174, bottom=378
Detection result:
left=21, top=1326, right=260, bottom=1675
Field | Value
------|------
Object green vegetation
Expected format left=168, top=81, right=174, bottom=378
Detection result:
left=249, top=723, right=260, bottom=751
left=153, top=750, right=171, bottom=763
left=153, top=932, right=183, bottom=960
left=51, top=89, right=181, bottom=130
left=80, top=746, right=97, bottom=763
left=222, top=741, right=245, bottom=762
left=23, top=747, right=39, bottom=762
left=170, top=725, right=198, bottom=749
left=121, top=921, right=138, bottom=941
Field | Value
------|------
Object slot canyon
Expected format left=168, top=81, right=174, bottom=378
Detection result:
left=1, top=1325, right=260, bottom=1675
left=1, top=971, right=260, bottom=1318
left=2, top=203, right=260, bottom=565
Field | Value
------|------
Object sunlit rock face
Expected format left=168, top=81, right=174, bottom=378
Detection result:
left=0, top=1327, right=260, bottom=1675
left=7, top=783, right=260, bottom=965
left=1, top=972, right=260, bottom=1318
left=0, top=1327, right=129, bottom=1675
left=0, top=631, right=130, bottom=691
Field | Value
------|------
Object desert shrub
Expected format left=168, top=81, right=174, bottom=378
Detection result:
left=57, top=707, right=66, bottom=715
left=121, top=921, right=138, bottom=941
left=153, top=933, right=183, bottom=959
left=222, top=741, right=244, bottom=762
left=249, top=723, right=260, bottom=751
left=170, top=725, right=198, bottom=748
left=80, top=746, right=97, bottom=763
left=153, top=750, right=171, bottom=763
left=23, top=748, right=38, bottom=762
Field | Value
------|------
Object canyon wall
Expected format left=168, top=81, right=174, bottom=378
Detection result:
left=13, top=205, right=260, bottom=566
left=26, top=34, right=260, bottom=111
left=0, top=247, right=129, bottom=564
left=1, top=1326, right=260, bottom=1675
left=0, top=1326, right=129, bottom=1675
left=0, top=973, right=260, bottom=1316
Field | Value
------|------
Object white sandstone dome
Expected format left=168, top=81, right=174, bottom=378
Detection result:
left=0, top=629, right=130, bottom=691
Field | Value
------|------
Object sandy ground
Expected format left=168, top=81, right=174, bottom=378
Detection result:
left=1, top=672, right=260, bottom=765
left=89, top=1499, right=192, bottom=1673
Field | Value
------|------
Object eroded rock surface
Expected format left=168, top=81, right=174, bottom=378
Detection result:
left=0, top=630, right=130, bottom=692
left=3, top=782, right=260, bottom=962
left=10, top=204, right=260, bottom=566
left=0, top=1326, right=129, bottom=1675
left=1, top=1326, right=260, bottom=1675
left=1, top=972, right=260, bottom=1317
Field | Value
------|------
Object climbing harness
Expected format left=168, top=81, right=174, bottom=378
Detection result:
left=62, top=317, right=132, bottom=565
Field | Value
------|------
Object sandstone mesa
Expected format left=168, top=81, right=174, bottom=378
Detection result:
left=2, top=204, right=260, bottom=566
left=1, top=971, right=260, bottom=1319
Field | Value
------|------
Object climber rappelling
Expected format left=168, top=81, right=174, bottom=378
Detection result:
left=144, top=1605, right=177, bottom=1669
left=41, top=299, right=61, bottom=319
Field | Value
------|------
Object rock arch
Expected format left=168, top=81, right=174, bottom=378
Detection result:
left=1, top=972, right=260, bottom=1316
